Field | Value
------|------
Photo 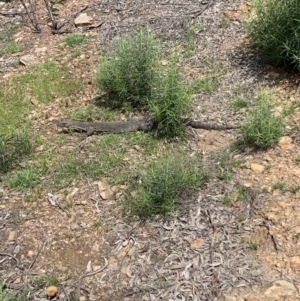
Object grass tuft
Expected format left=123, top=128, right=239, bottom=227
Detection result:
left=124, top=154, right=208, bottom=218
left=96, top=30, right=161, bottom=108
left=7, top=168, right=40, bottom=191
left=241, top=91, right=285, bottom=149
left=0, top=130, right=32, bottom=173
left=246, top=0, right=300, bottom=70
left=149, top=59, right=192, bottom=137
left=63, top=33, right=88, bottom=47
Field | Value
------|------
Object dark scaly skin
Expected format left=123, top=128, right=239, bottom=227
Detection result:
left=57, top=116, right=238, bottom=136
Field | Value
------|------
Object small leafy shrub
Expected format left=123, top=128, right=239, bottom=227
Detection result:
left=0, top=42, right=23, bottom=55
left=96, top=30, right=161, bottom=108
left=272, top=182, right=285, bottom=191
left=183, top=22, right=203, bottom=56
left=241, top=92, right=285, bottom=148
left=246, top=0, right=300, bottom=69
left=186, top=77, right=219, bottom=94
left=149, top=60, right=192, bottom=137
left=0, top=130, right=32, bottom=173
left=63, top=33, right=87, bottom=47
left=230, top=97, right=248, bottom=110
left=8, top=168, right=40, bottom=191
left=125, top=154, right=208, bottom=218
left=0, top=282, right=29, bottom=301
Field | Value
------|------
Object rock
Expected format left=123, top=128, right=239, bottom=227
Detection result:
left=290, top=256, right=300, bottom=266
left=34, top=47, right=47, bottom=53
left=28, top=250, right=34, bottom=257
left=79, top=296, right=86, bottom=301
left=98, top=179, right=114, bottom=200
left=108, top=257, right=118, bottom=270
left=220, top=293, right=237, bottom=301
left=70, top=223, right=81, bottom=231
left=245, top=296, right=262, bottom=301
left=46, top=286, right=58, bottom=297
left=74, top=13, right=93, bottom=26
left=92, top=265, right=101, bottom=271
left=8, top=230, right=17, bottom=241
left=278, top=136, right=292, bottom=144
left=190, top=238, right=203, bottom=249
left=250, top=163, right=265, bottom=173
left=20, top=54, right=36, bottom=66
left=263, top=280, right=297, bottom=298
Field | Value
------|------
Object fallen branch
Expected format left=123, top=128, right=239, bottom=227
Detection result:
left=43, top=0, right=57, bottom=30
left=56, top=5, right=88, bottom=31
left=263, top=220, right=284, bottom=252
left=19, top=0, right=41, bottom=32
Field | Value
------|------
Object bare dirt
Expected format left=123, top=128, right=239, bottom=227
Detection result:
left=1, top=1, right=300, bottom=301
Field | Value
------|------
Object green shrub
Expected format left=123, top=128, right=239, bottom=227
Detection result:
left=63, top=33, right=87, bottom=47
left=149, top=60, right=192, bottom=137
left=246, top=0, right=300, bottom=69
left=0, top=42, right=23, bottom=55
left=125, top=154, right=208, bottom=218
left=96, top=30, right=161, bottom=108
left=8, top=168, right=40, bottom=191
left=0, top=130, right=32, bottom=173
left=241, top=92, right=285, bottom=148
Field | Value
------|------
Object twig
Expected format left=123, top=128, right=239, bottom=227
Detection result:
left=27, top=238, right=48, bottom=272
left=62, top=284, right=71, bottom=301
left=0, top=253, right=24, bottom=270
left=56, top=5, right=88, bottom=31
left=0, top=11, right=27, bottom=16
left=189, top=0, right=215, bottom=19
left=206, top=209, right=218, bottom=263
left=43, top=0, right=57, bottom=29
left=74, top=257, right=108, bottom=301
left=263, top=220, right=284, bottom=252
left=19, top=0, right=41, bottom=32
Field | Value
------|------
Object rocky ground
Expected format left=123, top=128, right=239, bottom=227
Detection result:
left=1, top=0, right=300, bottom=301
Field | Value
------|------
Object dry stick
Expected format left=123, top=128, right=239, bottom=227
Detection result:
left=263, top=220, right=284, bottom=252
left=74, top=257, right=108, bottom=301
left=0, top=253, right=24, bottom=270
left=19, top=0, right=41, bottom=32
left=0, top=11, right=27, bottom=16
left=189, top=0, right=215, bottom=19
left=43, top=0, right=57, bottom=30
left=56, top=5, right=88, bottom=31
left=27, top=238, right=48, bottom=272
left=206, top=209, right=220, bottom=301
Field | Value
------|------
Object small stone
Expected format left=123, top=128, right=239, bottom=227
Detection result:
left=98, top=179, right=114, bottom=200
left=117, top=251, right=127, bottom=259
left=46, top=286, right=58, bottom=297
left=20, top=54, right=36, bottom=66
left=220, top=293, right=237, bottom=301
left=263, top=280, right=297, bottom=298
left=245, top=296, right=262, bottom=301
left=35, top=47, right=47, bottom=52
left=79, top=296, right=86, bottom=301
left=28, top=250, right=34, bottom=257
left=250, top=163, right=265, bottom=173
left=190, top=238, right=203, bottom=249
left=92, top=265, right=101, bottom=271
left=108, top=257, right=118, bottom=270
left=8, top=230, right=17, bottom=241
left=70, top=223, right=80, bottom=231
left=74, top=13, right=93, bottom=26
left=279, top=136, right=292, bottom=144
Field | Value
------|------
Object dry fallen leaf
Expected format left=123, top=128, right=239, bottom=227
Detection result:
left=190, top=238, right=203, bottom=249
